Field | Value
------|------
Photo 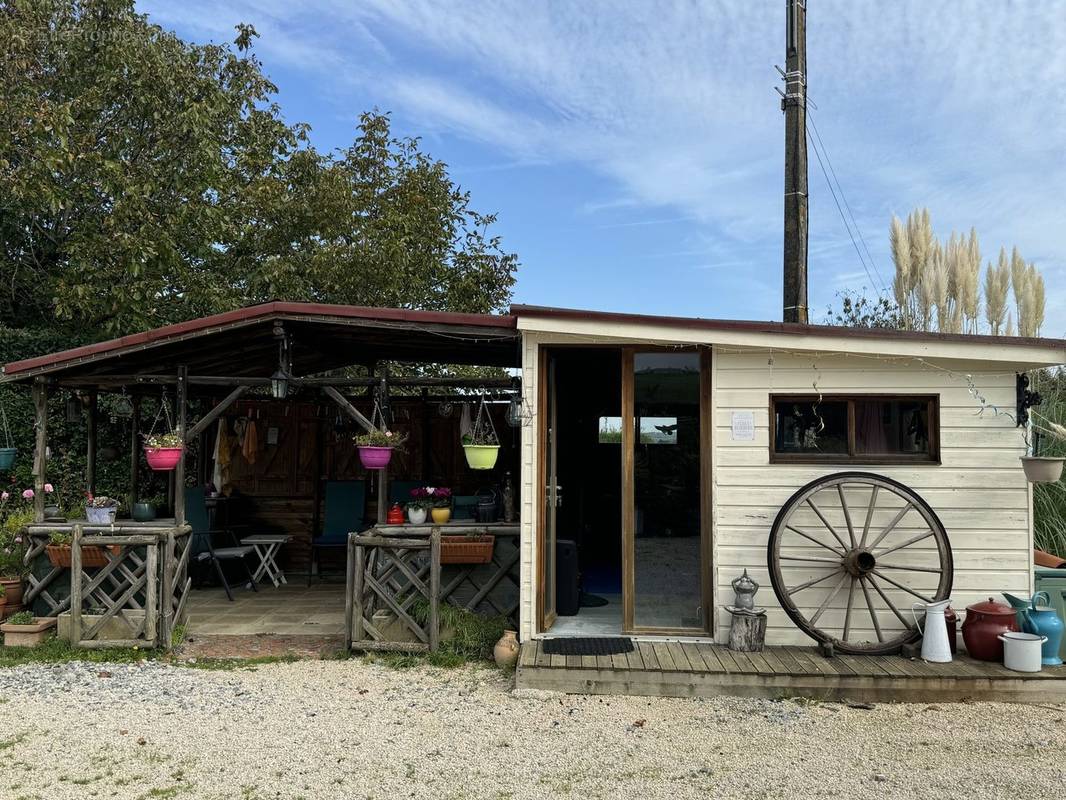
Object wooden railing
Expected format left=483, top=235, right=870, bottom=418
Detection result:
left=24, top=521, right=192, bottom=650
left=345, top=524, right=520, bottom=653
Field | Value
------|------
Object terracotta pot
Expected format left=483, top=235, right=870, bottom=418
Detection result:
left=0, top=578, right=24, bottom=609
left=45, top=544, right=121, bottom=569
left=440, top=534, right=495, bottom=564
left=962, top=597, right=1019, bottom=661
left=493, top=629, right=520, bottom=668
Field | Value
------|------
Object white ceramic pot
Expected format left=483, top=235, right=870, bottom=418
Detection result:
left=998, top=631, right=1047, bottom=672
left=1021, top=456, right=1065, bottom=483
left=85, top=506, right=117, bottom=525
left=407, top=506, right=428, bottom=525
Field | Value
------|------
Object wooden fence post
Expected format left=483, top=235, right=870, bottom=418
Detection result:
left=174, top=367, right=187, bottom=526
left=429, top=530, right=441, bottom=652
left=70, top=524, right=83, bottom=644
left=351, top=542, right=366, bottom=647
left=32, top=381, right=48, bottom=523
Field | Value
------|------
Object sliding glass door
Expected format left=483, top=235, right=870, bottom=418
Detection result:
left=622, top=348, right=711, bottom=635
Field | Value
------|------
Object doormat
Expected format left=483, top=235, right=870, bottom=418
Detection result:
left=541, top=637, right=634, bottom=656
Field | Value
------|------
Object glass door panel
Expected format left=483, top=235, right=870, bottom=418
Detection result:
left=627, top=351, right=706, bottom=632
left=540, top=353, right=558, bottom=629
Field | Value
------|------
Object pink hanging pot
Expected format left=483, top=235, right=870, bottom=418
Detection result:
left=144, top=446, right=183, bottom=471
left=358, top=446, right=393, bottom=470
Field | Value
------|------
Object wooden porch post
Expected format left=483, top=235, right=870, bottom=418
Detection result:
left=85, top=389, right=98, bottom=496
left=128, top=395, right=141, bottom=511
left=174, top=367, right=188, bottom=526
left=31, top=380, right=48, bottom=523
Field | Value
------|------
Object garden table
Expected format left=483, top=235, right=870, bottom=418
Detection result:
left=240, top=533, right=292, bottom=587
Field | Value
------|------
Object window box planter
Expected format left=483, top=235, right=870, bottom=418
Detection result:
left=144, top=446, right=183, bottom=471
left=0, top=616, right=56, bottom=647
left=463, top=444, right=499, bottom=471
left=45, top=544, right=121, bottom=569
left=357, top=445, right=393, bottom=470
left=440, top=534, right=495, bottom=565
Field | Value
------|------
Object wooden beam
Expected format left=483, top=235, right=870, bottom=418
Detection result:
left=32, top=380, right=47, bottom=522
left=174, top=367, right=188, bottom=526
left=184, top=385, right=248, bottom=442
left=86, top=390, right=98, bottom=496
left=128, top=395, right=141, bottom=511
left=322, top=386, right=375, bottom=433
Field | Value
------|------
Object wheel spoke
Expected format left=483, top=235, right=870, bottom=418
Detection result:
left=810, top=573, right=849, bottom=625
left=876, top=562, right=942, bottom=574
left=866, top=503, right=914, bottom=550
left=785, top=524, right=846, bottom=555
left=787, top=569, right=842, bottom=596
left=870, top=568, right=934, bottom=603
left=873, top=529, right=934, bottom=558
left=837, top=484, right=857, bottom=548
left=842, top=577, right=856, bottom=640
left=806, top=497, right=849, bottom=551
left=858, top=485, right=879, bottom=549
left=859, top=576, right=883, bottom=642
left=779, top=555, right=845, bottom=565
left=866, top=575, right=911, bottom=627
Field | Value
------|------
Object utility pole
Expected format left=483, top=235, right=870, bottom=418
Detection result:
left=782, top=0, right=808, bottom=324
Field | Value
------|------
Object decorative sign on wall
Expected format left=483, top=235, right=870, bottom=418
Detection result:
left=267, top=427, right=279, bottom=445
left=731, top=411, right=755, bottom=441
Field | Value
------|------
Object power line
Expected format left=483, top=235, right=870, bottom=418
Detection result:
left=804, top=121, right=886, bottom=297
left=806, top=110, right=889, bottom=294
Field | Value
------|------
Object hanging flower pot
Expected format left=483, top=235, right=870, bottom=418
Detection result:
left=1021, top=456, right=1064, bottom=483
left=0, top=448, right=16, bottom=471
left=144, top=432, right=184, bottom=471
left=463, top=444, right=500, bottom=470
left=353, top=428, right=407, bottom=471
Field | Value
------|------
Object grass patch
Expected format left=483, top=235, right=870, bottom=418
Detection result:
left=177, top=655, right=301, bottom=671
left=0, top=732, right=29, bottom=751
left=364, top=603, right=508, bottom=670
left=0, top=637, right=158, bottom=668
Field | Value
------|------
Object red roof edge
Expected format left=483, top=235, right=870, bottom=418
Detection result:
left=509, top=304, right=1066, bottom=350
left=2, top=302, right=516, bottom=377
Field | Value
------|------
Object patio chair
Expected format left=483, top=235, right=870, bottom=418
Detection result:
left=388, top=480, right=424, bottom=506
left=186, top=486, right=259, bottom=602
left=452, top=495, right=479, bottom=520
left=308, top=480, right=368, bottom=585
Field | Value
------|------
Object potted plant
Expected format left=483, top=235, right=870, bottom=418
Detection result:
left=85, top=493, right=120, bottom=525
left=0, top=402, right=16, bottom=471
left=354, top=429, right=407, bottom=470
left=45, top=530, right=119, bottom=569
left=419, top=487, right=452, bottom=524
left=0, top=489, right=35, bottom=615
left=462, top=431, right=500, bottom=470
left=144, top=431, right=184, bottom=471
left=1, top=610, right=57, bottom=647
left=406, top=489, right=432, bottom=525
left=1021, top=423, right=1066, bottom=483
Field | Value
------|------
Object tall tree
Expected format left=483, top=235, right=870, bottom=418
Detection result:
left=0, top=0, right=516, bottom=338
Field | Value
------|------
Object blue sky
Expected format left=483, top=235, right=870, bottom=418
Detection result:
left=139, top=1, right=1066, bottom=333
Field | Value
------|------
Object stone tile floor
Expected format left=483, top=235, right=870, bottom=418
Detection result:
left=184, top=582, right=346, bottom=637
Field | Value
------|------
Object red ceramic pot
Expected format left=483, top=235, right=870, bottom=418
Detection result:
left=962, top=597, right=1019, bottom=661
left=386, top=503, right=405, bottom=525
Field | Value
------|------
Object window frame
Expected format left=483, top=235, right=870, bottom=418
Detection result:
left=768, top=393, right=941, bottom=465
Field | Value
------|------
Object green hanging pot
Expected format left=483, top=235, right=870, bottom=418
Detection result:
left=0, top=448, right=16, bottom=471
left=463, top=444, right=499, bottom=471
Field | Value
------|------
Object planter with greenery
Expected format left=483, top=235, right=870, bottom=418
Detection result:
left=0, top=488, right=40, bottom=615
left=354, top=429, right=406, bottom=470
left=0, top=611, right=57, bottom=647
left=463, top=398, right=500, bottom=470
left=85, top=493, right=121, bottom=525
left=45, top=531, right=119, bottom=569
left=405, top=495, right=432, bottom=524
left=144, top=432, right=184, bottom=471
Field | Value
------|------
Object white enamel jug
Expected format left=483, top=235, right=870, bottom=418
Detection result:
left=912, top=599, right=953, bottom=663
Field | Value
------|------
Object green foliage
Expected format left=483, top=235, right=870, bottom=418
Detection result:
left=1031, top=370, right=1066, bottom=557
left=144, top=433, right=183, bottom=449
left=3, top=611, right=34, bottom=626
left=48, top=531, right=72, bottom=545
left=824, top=290, right=904, bottom=329
left=0, top=635, right=155, bottom=664
left=353, top=429, right=407, bottom=448
left=369, top=603, right=508, bottom=669
left=0, top=0, right=517, bottom=336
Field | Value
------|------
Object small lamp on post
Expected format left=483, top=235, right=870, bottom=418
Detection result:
left=270, top=368, right=290, bottom=400
left=271, top=321, right=292, bottom=400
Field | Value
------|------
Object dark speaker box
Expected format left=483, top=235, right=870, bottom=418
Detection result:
left=556, top=538, right=580, bottom=616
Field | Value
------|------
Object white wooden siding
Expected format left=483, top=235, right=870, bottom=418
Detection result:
left=713, top=349, right=1030, bottom=646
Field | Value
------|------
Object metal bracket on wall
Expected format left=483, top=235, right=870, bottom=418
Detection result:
left=1017, top=372, right=1042, bottom=428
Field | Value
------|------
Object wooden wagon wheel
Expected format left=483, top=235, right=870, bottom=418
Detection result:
left=767, top=471, right=953, bottom=655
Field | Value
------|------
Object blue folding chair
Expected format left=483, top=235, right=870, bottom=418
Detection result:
left=186, top=487, right=258, bottom=601
left=388, top=480, right=424, bottom=506
left=308, top=480, right=368, bottom=584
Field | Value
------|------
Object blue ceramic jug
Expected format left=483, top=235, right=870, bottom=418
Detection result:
left=1004, top=591, right=1064, bottom=666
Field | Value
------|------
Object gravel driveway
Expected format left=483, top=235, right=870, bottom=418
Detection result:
left=0, top=659, right=1064, bottom=799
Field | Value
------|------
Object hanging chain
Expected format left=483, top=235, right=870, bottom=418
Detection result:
left=470, top=389, right=499, bottom=445
left=146, top=388, right=175, bottom=439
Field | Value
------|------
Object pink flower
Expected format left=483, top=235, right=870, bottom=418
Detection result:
left=22, top=489, right=33, bottom=500
left=44, top=483, right=54, bottom=493
left=0, top=492, right=7, bottom=501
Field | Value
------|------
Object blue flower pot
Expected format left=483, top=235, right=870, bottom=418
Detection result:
left=0, top=448, right=15, bottom=470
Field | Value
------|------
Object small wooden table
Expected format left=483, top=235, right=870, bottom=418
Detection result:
left=240, top=534, right=292, bottom=587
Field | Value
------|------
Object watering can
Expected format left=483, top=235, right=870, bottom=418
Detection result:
left=1003, top=591, right=1064, bottom=666
left=911, top=599, right=953, bottom=663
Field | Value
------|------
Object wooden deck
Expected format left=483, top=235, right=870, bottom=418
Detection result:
left=517, top=640, right=1066, bottom=703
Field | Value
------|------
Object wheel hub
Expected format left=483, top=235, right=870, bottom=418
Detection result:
left=844, top=549, right=876, bottom=577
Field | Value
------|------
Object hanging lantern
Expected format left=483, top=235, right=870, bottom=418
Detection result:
left=506, top=395, right=522, bottom=427
left=112, top=394, right=134, bottom=419
left=270, top=369, right=290, bottom=400
left=66, top=394, right=81, bottom=423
